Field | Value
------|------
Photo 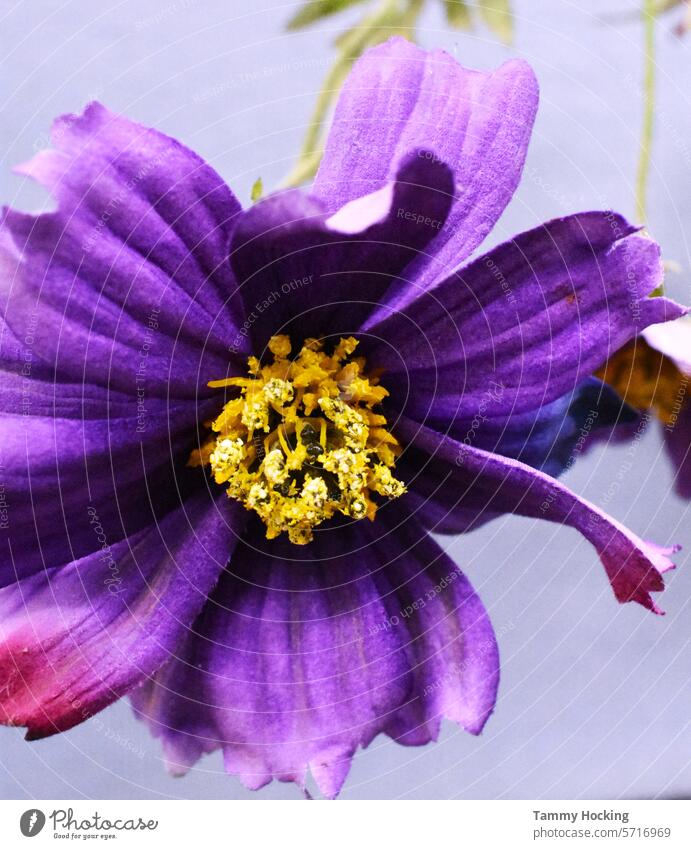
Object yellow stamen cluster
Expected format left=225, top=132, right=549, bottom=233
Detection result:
left=190, top=335, right=406, bottom=544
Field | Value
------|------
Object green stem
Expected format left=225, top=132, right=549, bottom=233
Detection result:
left=636, top=0, right=656, bottom=223
left=281, top=0, right=400, bottom=188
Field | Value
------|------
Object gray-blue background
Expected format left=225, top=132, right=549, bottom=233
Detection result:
left=1, top=0, right=689, bottom=799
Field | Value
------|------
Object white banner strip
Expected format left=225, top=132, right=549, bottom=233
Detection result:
left=1, top=799, right=688, bottom=848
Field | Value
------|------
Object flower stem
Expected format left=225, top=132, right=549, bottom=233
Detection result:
left=281, top=0, right=413, bottom=188
left=636, top=0, right=656, bottom=223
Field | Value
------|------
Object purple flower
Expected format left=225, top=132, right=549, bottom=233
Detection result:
left=0, top=38, right=684, bottom=797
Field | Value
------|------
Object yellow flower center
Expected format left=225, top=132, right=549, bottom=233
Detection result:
left=189, top=335, right=406, bottom=544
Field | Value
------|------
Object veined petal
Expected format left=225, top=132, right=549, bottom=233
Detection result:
left=396, top=418, right=677, bottom=614
left=0, top=399, right=218, bottom=587
left=313, top=37, right=538, bottom=289
left=132, top=511, right=497, bottom=798
left=0, top=301, right=223, bottom=587
left=0, top=102, right=247, bottom=399
left=0, top=489, right=243, bottom=739
left=365, top=212, right=686, bottom=425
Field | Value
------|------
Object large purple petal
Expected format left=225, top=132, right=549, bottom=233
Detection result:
left=0, top=489, right=243, bottom=739
left=396, top=418, right=677, bottom=614
left=228, top=152, right=454, bottom=348
left=0, top=306, right=223, bottom=586
left=0, top=397, right=219, bottom=587
left=312, top=37, right=538, bottom=288
left=132, top=511, right=497, bottom=798
left=364, top=213, right=686, bottom=428
left=0, top=102, right=246, bottom=400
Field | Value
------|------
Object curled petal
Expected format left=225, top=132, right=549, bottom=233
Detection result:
left=397, top=418, right=677, bottom=614
left=229, top=151, right=454, bottom=345
left=313, top=37, right=538, bottom=288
